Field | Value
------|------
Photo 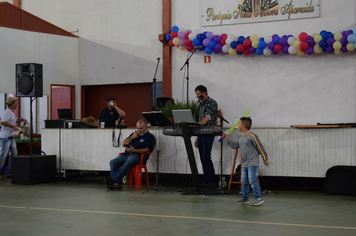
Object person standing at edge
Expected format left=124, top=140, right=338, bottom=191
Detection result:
left=194, top=85, right=218, bottom=189
left=0, top=97, right=27, bottom=179
left=98, top=97, right=126, bottom=128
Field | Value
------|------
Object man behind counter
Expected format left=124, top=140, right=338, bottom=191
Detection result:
left=98, top=97, right=126, bottom=128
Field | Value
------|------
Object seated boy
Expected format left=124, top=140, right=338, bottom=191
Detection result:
left=226, top=117, right=270, bottom=206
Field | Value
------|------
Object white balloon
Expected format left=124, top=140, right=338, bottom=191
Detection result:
left=222, top=45, right=230, bottom=53
left=263, top=48, right=272, bottom=56
left=264, top=35, right=273, bottom=44
left=288, top=46, right=297, bottom=54
left=225, top=38, right=233, bottom=46
left=287, top=37, right=296, bottom=46
left=227, top=34, right=237, bottom=41
left=188, top=33, right=197, bottom=41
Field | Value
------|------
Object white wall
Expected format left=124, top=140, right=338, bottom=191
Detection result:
left=0, top=27, right=80, bottom=123
left=18, top=0, right=356, bottom=127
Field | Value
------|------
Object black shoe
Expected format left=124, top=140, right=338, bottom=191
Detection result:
left=103, top=177, right=114, bottom=186
left=107, top=182, right=123, bottom=190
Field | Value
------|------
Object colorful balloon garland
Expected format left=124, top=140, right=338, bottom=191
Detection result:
left=165, top=26, right=356, bottom=56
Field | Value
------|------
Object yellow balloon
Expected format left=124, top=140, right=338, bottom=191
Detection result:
left=334, top=49, right=343, bottom=55
left=313, top=34, right=322, bottom=43
left=346, top=43, right=355, bottom=51
left=250, top=34, right=259, bottom=41
left=312, top=33, right=319, bottom=37
left=252, top=40, right=259, bottom=48
left=294, top=39, right=301, bottom=49
left=296, top=49, right=304, bottom=56
left=229, top=47, right=237, bottom=55
left=173, top=37, right=180, bottom=46
left=179, top=46, right=186, bottom=51
left=334, top=33, right=343, bottom=41
left=314, top=45, right=323, bottom=54
left=333, top=41, right=342, bottom=50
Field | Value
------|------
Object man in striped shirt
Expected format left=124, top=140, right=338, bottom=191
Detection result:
left=226, top=117, right=269, bottom=206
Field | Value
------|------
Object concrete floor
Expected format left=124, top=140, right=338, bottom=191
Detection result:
left=0, top=178, right=355, bottom=236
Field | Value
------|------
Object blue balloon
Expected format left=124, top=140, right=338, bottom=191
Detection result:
left=259, top=37, right=265, bottom=41
left=256, top=48, right=264, bottom=55
left=319, top=39, right=327, bottom=49
left=208, top=41, right=217, bottom=50
left=258, top=41, right=267, bottom=49
left=171, top=26, right=179, bottom=32
left=230, top=41, right=238, bottom=49
left=197, top=34, right=206, bottom=41
left=237, top=36, right=245, bottom=44
left=166, top=34, right=172, bottom=41
left=205, top=47, right=213, bottom=54
left=320, top=30, right=328, bottom=39
left=237, top=51, right=244, bottom=55
left=274, top=36, right=280, bottom=44
left=192, top=38, right=201, bottom=47
left=347, top=34, right=356, bottom=43
left=198, top=46, right=205, bottom=51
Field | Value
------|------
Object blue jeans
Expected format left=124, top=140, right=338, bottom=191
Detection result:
left=109, top=153, right=142, bottom=183
left=197, top=135, right=216, bottom=184
left=241, top=166, right=261, bottom=200
left=0, top=137, right=17, bottom=175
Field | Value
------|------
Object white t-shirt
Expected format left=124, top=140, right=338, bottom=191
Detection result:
left=0, top=108, right=17, bottom=138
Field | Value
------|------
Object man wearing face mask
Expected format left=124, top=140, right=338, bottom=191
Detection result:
left=105, top=119, right=156, bottom=189
left=98, top=97, right=126, bottom=128
left=194, top=85, right=218, bottom=190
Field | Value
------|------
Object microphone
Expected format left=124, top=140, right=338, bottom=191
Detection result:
left=195, top=46, right=202, bottom=49
left=157, top=57, right=160, bottom=61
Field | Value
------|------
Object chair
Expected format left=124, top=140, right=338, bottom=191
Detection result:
left=228, top=149, right=261, bottom=192
left=118, top=150, right=153, bottom=189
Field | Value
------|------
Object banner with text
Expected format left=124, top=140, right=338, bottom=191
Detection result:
left=201, top=0, right=320, bottom=26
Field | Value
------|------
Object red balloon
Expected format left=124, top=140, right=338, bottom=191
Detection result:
left=186, top=45, right=194, bottom=51
left=243, top=48, right=250, bottom=55
left=220, top=38, right=226, bottom=46
left=185, top=32, right=190, bottom=39
left=184, top=39, right=192, bottom=46
left=243, top=39, right=252, bottom=48
left=274, top=44, right=283, bottom=52
left=300, top=41, right=309, bottom=51
left=236, top=44, right=245, bottom=52
left=170, top=31, right=178, bottom=39
left=169, top=40, right=175, bottom=47
left=299, top=32, right=308, bottom=41
left=221, top=33, right=228, bottom=40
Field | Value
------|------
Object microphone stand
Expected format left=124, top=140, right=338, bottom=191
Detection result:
left=180, top=48, right=198, bottom=108
left=217, top=115, right=229, bottom=194
left=152, top=58, right=160, bottom=110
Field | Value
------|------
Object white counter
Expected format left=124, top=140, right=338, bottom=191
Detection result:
left=42, top=127, right=356, bottom=178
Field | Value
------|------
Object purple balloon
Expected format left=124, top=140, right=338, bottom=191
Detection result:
left=178, top=31, right=185, bottom=39
left=180, top=39, right=186, bottom=47
left=279, top=37, right=288, bottom=46
left=267, top=42, right=275, bottom=50
left=214, top=43, right=222, bottom=54
left=186, top=30, right=192, bottom=34
left=249, top=46, right=256, bottom=54
left=342, top=31, right=347, bottom=36
left=272, top=34, right=279, bottom=39
left=288, top=35, right=294, bottom=38
left=341, top=45, right=348, bottom=53
left=202, top=38, right=211, bottom=47
left=327, top=38, right=335, bottom=46
left=206, top=31, right=214, bottom=40
left=340, top=36, right=348, bottom=45
left=347, top=30, right=353, bottom=35
left=305, top=46, right=314, bottom=55
left=307, top=36, right=316, bottom=47
left=213, top=35, right=222, bottom=43
left=272, top=49, right=278, bottom=55
left=282, top=45, right=290, bottom=54
left=326, top=46, right=334, bottom=53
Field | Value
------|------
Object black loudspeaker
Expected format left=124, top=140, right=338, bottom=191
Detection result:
left=11, top=155, right=57, bottom=185
left=16, top=63, right=43, bottom=97
left=325, top=165, right=356, bottom=196
left=156, top=97, right=174, bottom=109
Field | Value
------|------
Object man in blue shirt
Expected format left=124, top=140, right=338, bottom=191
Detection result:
left=98, top=97, right=126, bottom=128
left=105, top=119, right=156, bottom=189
